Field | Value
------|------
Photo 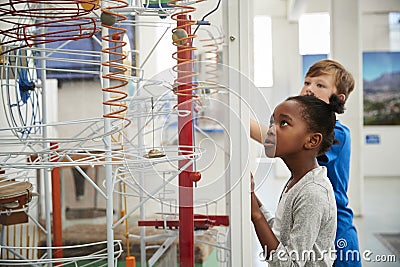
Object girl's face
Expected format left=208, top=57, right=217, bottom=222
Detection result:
left=299, top=74, right=337, bottom=103
left=263, top=100, right=309, bottom=158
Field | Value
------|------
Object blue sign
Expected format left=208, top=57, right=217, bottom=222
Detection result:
left=365, top=134, right=380, bottom=144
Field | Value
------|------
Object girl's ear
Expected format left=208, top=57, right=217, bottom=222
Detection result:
left=337, top=93, right=346, bottom=102
left=304, top=133, right=322, bottom=150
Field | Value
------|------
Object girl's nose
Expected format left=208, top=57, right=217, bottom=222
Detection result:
left=267, top=125, right=275, bottom=136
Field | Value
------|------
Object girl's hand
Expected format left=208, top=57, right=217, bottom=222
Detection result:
left=251, top=190, right=263, bottom=221
left=250, top=172, right=255, bottom=192
left=250, top=172, right=263, bottom=221
left=250, top=172, right=263, bottom=208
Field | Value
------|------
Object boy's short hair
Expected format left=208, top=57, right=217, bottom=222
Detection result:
left=306, top=59, right=355, bottom=102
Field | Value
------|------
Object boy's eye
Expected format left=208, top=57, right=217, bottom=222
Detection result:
left=317, top=83, right=325, bottom=88
left=304, top=81, right=310, bottom=86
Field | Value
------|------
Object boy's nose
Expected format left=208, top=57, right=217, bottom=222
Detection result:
left=305, top=87, right=316, bottom=96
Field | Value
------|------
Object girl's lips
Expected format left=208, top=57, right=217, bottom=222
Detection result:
left=264, top=139, right=275, bottom=145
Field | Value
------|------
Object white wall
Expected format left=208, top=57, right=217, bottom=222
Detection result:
left=364, top=126, right=400, bottom=176
left=57, top=80, right=103, bottom=139
left=362, top=10, right=400, bottom=177
left=303, top=0, right=400, bottom=178
left=362, top=13, right=391, bottom=51
left=249, top=1, right=400, bottom=221
left=253, top=0, right=400, bottom=178
left=251, top=0, right=303, bottom=159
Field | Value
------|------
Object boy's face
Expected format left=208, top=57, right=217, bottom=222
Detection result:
left=299, top=74, right=343, bottom=103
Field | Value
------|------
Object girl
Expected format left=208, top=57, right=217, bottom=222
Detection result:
left=251, top=94, right=344, bottom=266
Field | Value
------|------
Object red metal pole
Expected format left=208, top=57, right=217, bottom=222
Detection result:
left=50, top=142, right=63, bottom=261
left=177, top=15, right=194, bottom=267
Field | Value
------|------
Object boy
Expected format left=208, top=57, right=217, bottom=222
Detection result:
left=251, top=59, right=361, bottom=266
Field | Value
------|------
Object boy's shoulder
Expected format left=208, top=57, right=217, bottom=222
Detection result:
left=335, top=120, right=350, bottom=139
left=331, top=121, right=351, bottom=156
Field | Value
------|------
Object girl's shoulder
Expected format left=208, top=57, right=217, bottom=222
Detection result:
left=296, top=166, right=331, bottom=188
left=289, top=167, right=335, bottom=202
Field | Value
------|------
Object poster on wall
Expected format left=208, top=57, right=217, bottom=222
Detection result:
left=363, top=52, right=400, bottom=125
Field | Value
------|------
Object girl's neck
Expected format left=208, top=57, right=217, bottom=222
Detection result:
left=285, top=158, right=319, bottom=191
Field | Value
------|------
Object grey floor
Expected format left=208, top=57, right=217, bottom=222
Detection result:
left=355, top=176, right=400, bottom=266
left=252, top=176, right=400, bottom=266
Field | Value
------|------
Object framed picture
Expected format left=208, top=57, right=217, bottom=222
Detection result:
left=363, top=52, right=400, bottom=125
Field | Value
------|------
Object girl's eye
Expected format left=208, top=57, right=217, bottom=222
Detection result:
left=304, top=81, right=310, bottom=86
left=317, top=83, right=325, bottom=88
left=269, top=117, right=274, bottom=127
left=280, top=120, right=288, bottom=127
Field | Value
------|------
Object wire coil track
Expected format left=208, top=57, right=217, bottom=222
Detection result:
left=101, top=0, right=131, bottom=131
left=169, top=0, right=204, bottom=109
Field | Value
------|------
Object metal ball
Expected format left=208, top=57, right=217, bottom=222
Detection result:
left=101, top=12, right=116, bottom=26
left=172, top=29, right=188, bottom=45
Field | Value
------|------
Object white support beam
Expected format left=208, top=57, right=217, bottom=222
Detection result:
left=330, top=0, right=364, bottom=216
left=223, top=0, right=254, bottom=266
left=287, top=0, right=308, bottom=22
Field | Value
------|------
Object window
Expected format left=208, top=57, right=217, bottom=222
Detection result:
left=253, top=16, right=273, bottom=87
left=299, top=13, right=330, bottom=55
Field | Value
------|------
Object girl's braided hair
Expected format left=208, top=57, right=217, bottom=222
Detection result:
left=286, top=94, right=345, bottom=155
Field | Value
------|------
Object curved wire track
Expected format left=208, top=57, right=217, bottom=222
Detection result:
left=0, top=0, right=228, bottom=266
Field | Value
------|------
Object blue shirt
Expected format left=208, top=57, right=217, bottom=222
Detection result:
left=318, top=120, right=361, bottom=266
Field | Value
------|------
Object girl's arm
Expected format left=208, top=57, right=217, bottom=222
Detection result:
left=251, top=192, right=279, bottom=258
